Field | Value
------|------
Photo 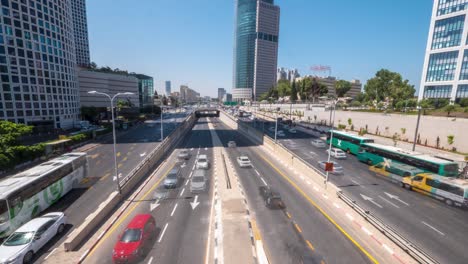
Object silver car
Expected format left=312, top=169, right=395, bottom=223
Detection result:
left=190, top=170, right=207, bottom=193
left=317, top=161, right=344, bottom=174
left=164, top=167, right=181, bottom=188
left=311, top=139, right=326, bottom=148
left=237, top=156, right=252, bottom=168
left=178, top=149, right=191, bottom=160
left=196, top=155, right=209, bottom=170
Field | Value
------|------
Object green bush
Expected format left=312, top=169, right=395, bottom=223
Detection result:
left=0, top=143, right=45, bottom=170
left=337, top=124, right=346, bottom=130
left=459, top=98, right=468, bottom=107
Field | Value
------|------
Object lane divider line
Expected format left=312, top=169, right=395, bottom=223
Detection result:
left=158, top=223, right=169, bottom=243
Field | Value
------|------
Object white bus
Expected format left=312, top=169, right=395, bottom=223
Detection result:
left=0, top=152, right=88, bottom=238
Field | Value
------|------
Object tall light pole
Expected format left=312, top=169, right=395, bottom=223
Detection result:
left=325, top=101, right=336, bottom=189
left=274, top=111, right=278, bottom=142
left=87, top=91, right=134, bottom=194
left=412, top=105, right=422, bottom=151
left=160, top=106, right=164, bottom=141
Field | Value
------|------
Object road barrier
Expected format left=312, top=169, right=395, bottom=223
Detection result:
left=64, top=113, right=197, bottom=252
left=219, top=110, right=439, bottom=264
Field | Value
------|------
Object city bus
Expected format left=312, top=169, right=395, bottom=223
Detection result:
left=357, top=143, right=459, bottom=177
left=326, top=130, right=374, bottom=155
left=369, top=162, right=425, bottom=186
left=0, top=152, right=88, bottom=238
left=402, top=173, right=468, bottom=207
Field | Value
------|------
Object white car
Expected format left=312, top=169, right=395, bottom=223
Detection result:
left=311, top=139, right=326, bottom=148
left=326, top=148, right=347, bottom=159
left=318, top=161, right=344, bottom=174
left=228, top=141, right=237, bottom=148
left=237, top=156, right=252, bottom=168
left=0, top=212, right=66, bottom=264
left=196, top=154, right=209, bottom=169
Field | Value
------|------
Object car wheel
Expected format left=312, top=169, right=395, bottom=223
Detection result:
left=23, top=251, right=34, bottom=264
left=404, top=184, right=412, bottom=190
left=57, top=224, right=65, bottom=235
left=445, top=199, right=454, bottom=206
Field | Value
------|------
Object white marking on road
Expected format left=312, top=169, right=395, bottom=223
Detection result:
left=379, top=195, right=400, bottom=208
left=158, top=223, right=169, bottom=242
left=306, top=181, right=311, bottom=185
left=78, top=249, right=90, bottom=263
left=382, top=244, right=394, bottom=255
left=322, top=194, right=328, bottom=199
left=189, top=171, right=194, bottom=178
left=345, top=213, right=354, bottom=221
left=360, top=193, right=383, bottom=208
left=313, top=186, right=319, bottom=192
left=254, top=169, right=260, bottom=176
left=179, top=188, right=185, bottom=197
left=44, top=247, right=58, bottom=260
left=300, top=175, right=305, bottom=180
left=170, top=203, right=178, bottom=217
left=260, top=177, right=268, bottom=186
left=361, top=226, right=372, bottom=236
left=148, top=256, right=154, bottom=264
left=351, top=179, right=363, bottom=186
left=422, top=221, right=445, bottom=236
left=140, top=152, right=146, bottom=157
left=333, top=202, right=341, bottom=209
left=185, top=179, right=189, bottom=186
left=191, top=148, right=194, bottom=151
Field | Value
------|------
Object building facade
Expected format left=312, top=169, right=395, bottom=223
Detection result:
left=165, top=81, right=171, bottom=96
left=223, top=93, right=233, bottom=102
left=0, top=0, right=80, bottom=129
left=218, top=88, right=226, bottom=102
left=180, top=85, right=199, bottom=103
left=233, top=0, right=280, bottom=102
left=419, top=0, right=468, bottom=102
left=78, top=69, right=139, bottom=108
left=71, top=0, right=90, bottom=67
left=131, top=74, right=154, bottom=108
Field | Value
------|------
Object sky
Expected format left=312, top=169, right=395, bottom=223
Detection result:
left=86, top=0, right=433, bottom=97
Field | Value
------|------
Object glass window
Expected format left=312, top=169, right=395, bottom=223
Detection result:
left=437, top=0, right=468, bottom=16
left=456, top=84, right=468, bottom=99
left=120, top=229, right=142, bottom=243
left=459, top=50, right=468, bottom=80
left=423, top=85, right=452, bottom=98
left=432, top=15, right=465, bottom=50
left=426, top=51, right=459, bottom=82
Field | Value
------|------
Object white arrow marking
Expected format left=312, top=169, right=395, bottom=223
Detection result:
left=140, top=152, right=147, bottom=157
left=360, top=194, right=383, bottom=208
left=190, top=195, right=200, bottom=210
left=190, top=148, right=194, bottom=151
left=150, top=201, right=160, bottom=211
left=181, top=162, right=186, bottom=168
left=113, top=173, right=122, bottom=182
left=378, top=195, right=400, bottom=208
left=204, top=147, right=208, bottom=151
left=384, top=192, right=409, bottom=206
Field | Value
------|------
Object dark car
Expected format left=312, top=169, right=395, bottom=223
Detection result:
left=259, top=186, right=285, bottom=209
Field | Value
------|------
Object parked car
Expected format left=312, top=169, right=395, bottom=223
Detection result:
left=196, top=154, right=209, bottom=169
left=112, top=214, right=156, bottom=263
left=317, top=161, right=344, bottom=174
left=177, top=149, right=191, bottom=160
left=0, top=212, right=66, bottom=264
left=311, top=139, right=326, bottom=148
left=259, top=186, right=285, bottom=209
left=326, top=148, right=347, bottom=159
left=237, top=155, right=252, bottom=168
left=164, top=167, right=181, bottom=188
left=190, top=170, right=208, bottom=193
left=228, top=141, right=237, bottom=148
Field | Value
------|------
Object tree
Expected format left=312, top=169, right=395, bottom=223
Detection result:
left=447, top=135, right=454, bottom=146
left=347, top=118, right=352, bottom=126
left=354, top=92, right=367, bottom=103
left=443, top=104, right=459, bottom=116
left=277, top=80, right=291, bottom=98
left=364, top=69, right=415, bottom=106
left=418, top=99, right=433, bottom=115
left=307, top=77, right=328, bottom=102
left=335, top=80, right=352, bottom=97
left=460, top=98, right=468, bottom=107
left=0, top=121, right=33, bottom=151
left=290, top=80, right=298, bottom=101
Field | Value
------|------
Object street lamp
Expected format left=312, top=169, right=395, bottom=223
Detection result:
left=88, top=90, right=134, bottom=194
left=412, top=105, right=422, bottom=151
left=275, top=111, right=278, bottom=142
left=325, top=100, right=336, bottom=189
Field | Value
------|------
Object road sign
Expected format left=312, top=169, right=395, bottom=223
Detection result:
left=325, top=162, right=333, bottom=172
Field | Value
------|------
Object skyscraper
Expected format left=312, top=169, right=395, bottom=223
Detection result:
left=0, top=0, right=80, bottom=129
left=71, top=0, right=91, bottom=67
left=419, top=0, right=468, bottom=103
left=218, top=88, right=226, bottom=102
left=165, top=81, right=171, bottom=96
left=233, top=0, right=280, bottom=102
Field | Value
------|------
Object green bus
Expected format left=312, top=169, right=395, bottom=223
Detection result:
left=357, top=143, right=459, bottom=177
left=326, top=130, right=374, bottom=155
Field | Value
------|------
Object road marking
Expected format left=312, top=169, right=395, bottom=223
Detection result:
left=294, top=223, right=302, bottom=233
left=100, top=172, right=111, bottom=182
left=44, top=247, right=58, bottom=260
left=378, top=195, right=400, bottom=208
left=305, top=240, right=315, bottom=251
left=300, top=175, right=305, bottom=180
left=306, top=181, right=311, bottom=185
left=158, top=223, right=169, bottom=243
left=362, top=226, right=372, bottom=236
left=254, top=169, right=260, bottom=176
left=170, top=203, right=178, bottom=217
left=122, top=156, right=128, bottom=162
left=382, top=244, right=394, bottom=255
left=148, top=256, right=153, bottom=264
left=116, top=152, right=121, bottom=157
left=140, top=152, right=147, bottom=157
left=422, top=221, right=445, bottom=236
left=313, top=186, right=319, bottom=192
left=118, top=163, right=123, bottom=168
left=260, top=177, right=268, bottom=186
left=185, top=179, right=189, bottom=186
left=333, top=202, right=341, bottom=209
left=87, top=164, right=175, bottom=258
left=180, top=188, right=185, bottom=197
left=189, top=170, right=194, bottom=178
left=322, top=194, right=328, bottom=199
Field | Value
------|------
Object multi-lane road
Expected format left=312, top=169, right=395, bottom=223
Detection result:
left=245, top=117, right=468, bottom=264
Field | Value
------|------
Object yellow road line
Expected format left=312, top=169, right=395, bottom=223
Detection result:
left=87, top=163, right=175, bottom=258
left=294, top=223, right=302, bottom=233
left=116, top=152, right=121, bottom=157
left=305, top=240, right=315, bottom=251
left=251, top=220, right=262, bottom=241
left=122, top=156, right=128, bottom=162
left=100, top=172, right=111, bottom=182
left=118, top=163, right=123, bottom=168
left=259, top=154, right=379, bottom=264
left=286, top=212, right=292, bottom=219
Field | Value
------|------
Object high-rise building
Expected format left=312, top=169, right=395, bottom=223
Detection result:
left=277, top=68, right=287, bottom=82
left=71, top=0, right=91, bottom=67
left=419, top=0, right=468, bottom=102
left=131, top=74, right=154, bottom=108
left=165, top=81, right=171, bottom=96
left=218, top=88, right=226, bottom=102
left=0, top=0, right=80, bottom=129
left=180, top=85, right=199, bottom=103
left=233, top=0, right=280, bottom=102
left=223, top=93, right=233, bottom=102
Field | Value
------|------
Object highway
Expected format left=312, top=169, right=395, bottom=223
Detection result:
left=213, top=118, right=372, bottom=264
left=33, top=110, right=190, bottom=263
left=82, top=118, right=215, bottom=264
left=246, top=117, right=468, bottom=264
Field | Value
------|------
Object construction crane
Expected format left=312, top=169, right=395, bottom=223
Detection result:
left=310, top=65, right=332, bottom=77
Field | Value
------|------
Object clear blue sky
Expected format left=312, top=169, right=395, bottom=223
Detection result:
left=87, top=0, right=432, bottom=97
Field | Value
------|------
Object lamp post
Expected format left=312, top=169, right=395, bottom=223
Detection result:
left=412, top=105, right=422, bottom=151
left=160, top=106, right=165, bottom=141
left=274, top=110, right=278, bottom=142
left=325, top=100, right=336, bottom=189
left=87, top=91, right=134, bottom=194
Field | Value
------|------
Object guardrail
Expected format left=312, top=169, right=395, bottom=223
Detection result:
left=337, top=191, right=439, bottom=264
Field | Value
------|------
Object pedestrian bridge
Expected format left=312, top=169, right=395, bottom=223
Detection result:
left=195, top=108, right=220, bottom=117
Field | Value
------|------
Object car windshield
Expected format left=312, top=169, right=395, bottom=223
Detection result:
left=198, top=158, right=207, bottom=163
left=3, top=232, right=34, bottom=246
left=167, top=173, right=177, bottom=179
left=193, top=176, right=205, bottom=183
left=120, top=228, right=142, bottom=243
left=0, top=200, right=8, bottom=224
left=240, top=157, right=249, bottom=161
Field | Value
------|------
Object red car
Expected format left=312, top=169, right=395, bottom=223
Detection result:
left=112, top=214, right=156, bottom=263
